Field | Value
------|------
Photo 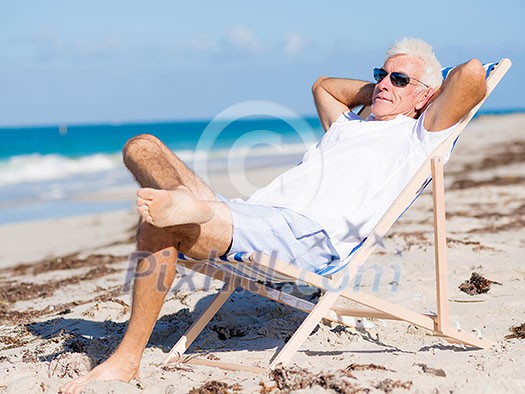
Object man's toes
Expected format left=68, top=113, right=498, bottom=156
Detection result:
left=141, top=212, right=154, bottom=225
left=137, top=205, right=149, bottom=215
left=136, top=196, right=150, bottom=207
left=137, top=187, right=158, bottom=200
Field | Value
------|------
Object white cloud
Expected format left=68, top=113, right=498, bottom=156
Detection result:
left=283, top=33, right=305, bottom=57
left=33, top=28, right=65, bottom=50
left=225, top=26, right=261, bottom=54
left=27, top=27, right=67, bottom=61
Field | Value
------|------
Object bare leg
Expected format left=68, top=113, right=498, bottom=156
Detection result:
left=60, top=134, right=233, bottom=392
left=60, top=242, right=177, bottom=394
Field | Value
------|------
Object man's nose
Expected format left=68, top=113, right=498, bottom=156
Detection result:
left=376, top=75, right=392, bottom=90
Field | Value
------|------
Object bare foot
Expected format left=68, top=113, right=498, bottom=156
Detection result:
left=59, top=354, right=138, bottom=394
left=136, top=186, right=214, bottom=227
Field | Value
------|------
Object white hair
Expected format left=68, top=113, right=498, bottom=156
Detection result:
left=385, top=37, right=443, bottom=90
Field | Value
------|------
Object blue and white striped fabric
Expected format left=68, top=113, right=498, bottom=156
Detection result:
left=178, top=61, right=499, bottom=282
left=442, top=62, right=497, bottom=80
left=177, top=251, right=294, bottom=282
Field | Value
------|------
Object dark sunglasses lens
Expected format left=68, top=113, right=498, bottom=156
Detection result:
left=390, top=72, right=410, bottom=87
left=373, top=68, right=387, bottom=82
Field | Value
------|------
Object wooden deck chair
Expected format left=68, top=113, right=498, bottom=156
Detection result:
left=163, top=59, right=512, bottom=373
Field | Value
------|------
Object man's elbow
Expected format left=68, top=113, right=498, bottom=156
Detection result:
left=464, top=59, right=485, bottom=80
left=312, top=76, right=328, bottom=95
left=464, top=59, right=487, bottom=100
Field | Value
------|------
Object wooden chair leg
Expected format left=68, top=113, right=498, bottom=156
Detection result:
left=163, top=279, right=236, bottom=364
left=269, top=290, right=341, bottom=368
left=431, top=156, right=450, bottom=333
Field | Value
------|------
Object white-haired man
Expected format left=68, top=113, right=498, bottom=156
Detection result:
left=60, top=38, right=487, bottom=393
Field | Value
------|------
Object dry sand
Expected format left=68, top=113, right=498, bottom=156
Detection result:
left=1, top=114, right=524, bottom=393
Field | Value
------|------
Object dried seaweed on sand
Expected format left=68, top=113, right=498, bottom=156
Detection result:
left=268, top=365, right=365, bottom=393
left=188, top=380, right=242, bottom=394
left=458, top=272, right=501, bottom=295
left=374, top=379, right=412, bottom=393
left=505, top=323, right=525, bottom=339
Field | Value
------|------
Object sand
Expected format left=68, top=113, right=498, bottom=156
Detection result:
left=1, top=114, right=524, bottom=393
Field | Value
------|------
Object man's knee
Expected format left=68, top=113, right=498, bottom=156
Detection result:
left=122, top=134, right=162, bottom=165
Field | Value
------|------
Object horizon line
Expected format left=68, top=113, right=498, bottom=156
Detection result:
left=1, top=107, right=524, bottom=130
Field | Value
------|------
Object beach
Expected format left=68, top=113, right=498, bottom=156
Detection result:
left=1, top=113, right=524, bottom=393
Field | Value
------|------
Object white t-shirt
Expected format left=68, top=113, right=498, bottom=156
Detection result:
left=248, top=111, right=455, bottom=260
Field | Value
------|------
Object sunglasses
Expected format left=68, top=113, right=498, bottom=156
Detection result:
left=373, top=68, right=429, bottom=88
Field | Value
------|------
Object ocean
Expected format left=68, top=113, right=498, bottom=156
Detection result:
left=2, top=108, right=522, bottom=224
left=0, top=115, right=324, bottom=224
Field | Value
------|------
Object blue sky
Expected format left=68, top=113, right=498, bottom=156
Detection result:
left=0, top=0, right=522, bottom=126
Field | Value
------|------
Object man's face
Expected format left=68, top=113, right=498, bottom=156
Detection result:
left=371, top=55, right=430, bottom=121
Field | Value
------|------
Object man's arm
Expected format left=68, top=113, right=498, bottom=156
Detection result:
left=423, top=59, right=487, bottom=132
left=312, top=77, right=375, bottom=131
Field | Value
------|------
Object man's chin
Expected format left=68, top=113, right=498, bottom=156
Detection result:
left=370, top=103, right=392, bottom=120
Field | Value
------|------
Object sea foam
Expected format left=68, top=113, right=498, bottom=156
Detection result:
left=0, top=140, right=310, bottom=187
left=0, top=153, right=120, bottom=186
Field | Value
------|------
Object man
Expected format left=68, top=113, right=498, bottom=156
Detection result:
left=60, top=38, right=486, bottom=393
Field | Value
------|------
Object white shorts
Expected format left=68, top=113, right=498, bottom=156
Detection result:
left=216, top=193, right=339, bottom=274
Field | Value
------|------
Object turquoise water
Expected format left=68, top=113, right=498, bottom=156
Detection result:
left=0, top=116, right=324, bottom=223
left=1, top=109, right=522, bottom=224
left=0, top=117, right=323, bottom=159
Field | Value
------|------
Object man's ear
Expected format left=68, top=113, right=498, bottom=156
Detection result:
left=416, top=87, right=435, bottom=112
